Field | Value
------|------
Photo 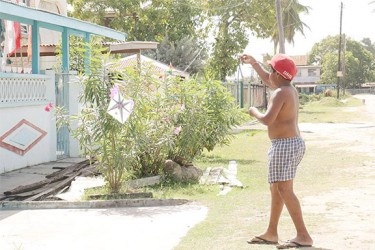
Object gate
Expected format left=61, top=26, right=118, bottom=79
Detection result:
left=55, top=73, right=70, bottom=159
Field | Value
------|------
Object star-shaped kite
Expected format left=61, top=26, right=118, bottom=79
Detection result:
left=107, top=90, right=134, bottom=124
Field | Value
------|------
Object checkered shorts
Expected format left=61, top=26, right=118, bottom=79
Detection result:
left=268, top=136, right=305, bottom=183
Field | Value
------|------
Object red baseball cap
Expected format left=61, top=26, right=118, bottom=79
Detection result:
left=268, top=54, right=298, bottom=80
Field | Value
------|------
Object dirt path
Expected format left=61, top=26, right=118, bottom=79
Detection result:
left=299, top=94, right=375, bottom=250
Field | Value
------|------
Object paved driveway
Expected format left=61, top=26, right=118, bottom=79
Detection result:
left=0, top=204, right=207, bottom=250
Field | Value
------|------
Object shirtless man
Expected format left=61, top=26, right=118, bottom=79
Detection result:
left=240, top=54, right=313, bottom=249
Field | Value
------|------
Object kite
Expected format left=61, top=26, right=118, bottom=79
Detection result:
left=107, top=86, right=134, bottom=124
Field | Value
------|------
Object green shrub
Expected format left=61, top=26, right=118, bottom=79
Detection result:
left=57, top=42, right=245, bottom=193
left=299, top=93, right=310, bottom=105
left=318, top=97, right=345, bottom=106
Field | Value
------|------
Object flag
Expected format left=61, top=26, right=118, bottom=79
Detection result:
left=0, top=19, right=5, bottom=71
left=168, top=62, right=173, bottom=75
left=4, top=19, right=21, bottom=57
left=0, top=19, right=5, bottom=50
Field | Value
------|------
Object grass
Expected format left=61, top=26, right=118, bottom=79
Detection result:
left=299, top=96, right=363, bottom=123
left=172, top=96, right=368, bottom=250
left=84, top=95, right=368, bottom=249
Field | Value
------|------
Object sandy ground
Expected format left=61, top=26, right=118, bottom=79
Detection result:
left=298, top=94, right=375, bottom=250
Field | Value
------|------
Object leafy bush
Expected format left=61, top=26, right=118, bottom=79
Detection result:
left=299, top=93, right=323, bottom=105
left=299, top=93, right=310, bottom=105
left=57, top=42, right=245, bottom=193
left=318, top=97, right=345, bottom=107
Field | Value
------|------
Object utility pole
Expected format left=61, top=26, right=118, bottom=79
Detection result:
left=342, top=33, right=346, bottom=96
left=336, top=2, right=343, bottom=99
left=276, top=0, right=285, bottom=53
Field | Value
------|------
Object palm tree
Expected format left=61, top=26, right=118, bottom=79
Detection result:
left=370, top=1, right=375, bottom=12
left=272, top=0, right=311, bottom=54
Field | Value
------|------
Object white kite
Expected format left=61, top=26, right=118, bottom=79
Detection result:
left=107, top=86, right=134, bottom=124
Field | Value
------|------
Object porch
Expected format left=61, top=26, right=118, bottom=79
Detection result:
left=0, top=1, right=126, bottom=173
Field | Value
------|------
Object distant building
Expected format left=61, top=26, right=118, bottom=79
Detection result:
left=291, top=55, right=321, bottom=94
left=108, top=54, right=189, bottom=79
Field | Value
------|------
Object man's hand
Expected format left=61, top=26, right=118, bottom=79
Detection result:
left=248, top=107, right=257, bottom=117
left=240, top=54, right=257, bottom=66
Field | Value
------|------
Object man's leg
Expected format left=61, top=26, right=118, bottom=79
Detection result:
left=252, top=183, right=284, bottom=243
left=277, top=180, right=313, bottom=245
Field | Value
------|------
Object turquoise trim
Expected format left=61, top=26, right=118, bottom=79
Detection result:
left=62, top=28, right=69, bottom=73
left=0, top=1, right=127, bottom=41
left=0, top=73, right=49, bottom=78
left=0, top=13, right=33, bottom=25
left=31, top=21, right=40, bottom=74
left=84, top=33, right=91, bottom=74
left=0, top=0, right=127, bottom=74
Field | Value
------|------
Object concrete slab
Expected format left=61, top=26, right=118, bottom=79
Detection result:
left=0, top=171, right=48, bottom=194
left=18, top=163, right=66, bottom=175
left=0, top=158, right=210, bottom=250
left=0, top=204, right=208, bottom=250
left=0, top=159, right=84, bottom=195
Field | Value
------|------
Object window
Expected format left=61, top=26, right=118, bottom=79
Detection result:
left=18, top=0, right=29, bottom=35
left=20, top=24, right=29, bottom=35
left=308, top=69, right=317, bottom=77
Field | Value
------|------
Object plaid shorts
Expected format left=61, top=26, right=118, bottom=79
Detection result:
left=268, top=136, right=305, bottom=183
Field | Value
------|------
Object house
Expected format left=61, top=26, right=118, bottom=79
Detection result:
left=1, top=0, right=68, bottom=73
left=0, top=0, right=126, bottom=173
left=108, top=54, right=189, bottom=79
left=291, top=55, right=321, bottom=94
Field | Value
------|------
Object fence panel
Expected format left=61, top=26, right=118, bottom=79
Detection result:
left=222, top=80, right=267, bottom=108
left=0, top=73, right=48, bottom=107
left=346, top=88, right=375, bottom=95
left=55, top=73, right=70, bottom=159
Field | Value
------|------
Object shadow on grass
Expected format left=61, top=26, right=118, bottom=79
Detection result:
left=197, top=154, right=258, bottom=166
left=300, top=111, right=326, bottom=114
left=301, top=247, right=333, bottom=250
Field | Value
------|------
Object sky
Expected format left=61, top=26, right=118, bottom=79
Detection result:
left=244, top=0, right=375, bottom=60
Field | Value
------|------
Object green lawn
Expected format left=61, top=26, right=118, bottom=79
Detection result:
left=158, top=96, right=367, bottom=250
left=86, top=96, right=366, bottom=249
left=299, top=96, right=363, bottom=123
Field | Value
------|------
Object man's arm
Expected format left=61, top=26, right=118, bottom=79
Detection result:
left=240, top=54, right=274, bottom=88
left=248, top=89, right=285, bottom=125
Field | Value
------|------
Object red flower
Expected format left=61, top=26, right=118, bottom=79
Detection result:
left=44, top=102, right=53, bottom=112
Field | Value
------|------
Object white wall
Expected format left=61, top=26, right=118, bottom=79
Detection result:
left=0, top=73, right=57, bottom=173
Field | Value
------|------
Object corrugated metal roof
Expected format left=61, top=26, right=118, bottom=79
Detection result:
left=108, top=54, right=189, bottom=78
left=290, top=55, right=308, bottom=66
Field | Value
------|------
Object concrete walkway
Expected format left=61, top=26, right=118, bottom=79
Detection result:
left=0, top=204, right=208, bottom=250
left=0, top=159, right=208, bottom=250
